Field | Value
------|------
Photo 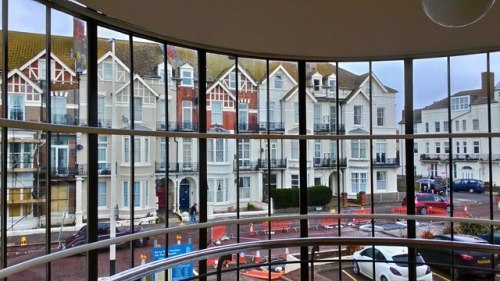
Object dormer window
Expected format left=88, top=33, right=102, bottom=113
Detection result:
left=328, top=79, right=336, bottom=92
left=180, top=64, right=194, bottom=87
left=229, top=72, right=236, bottom=89
left=274, top=75, right=283, bottom=89
left=451, top=96, right=469, bottom=111
left=313, top=78, right=321, bottom=91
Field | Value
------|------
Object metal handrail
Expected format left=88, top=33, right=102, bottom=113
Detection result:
left=105, top=237, right=500, bottom=281
left=1, top=214, right=500, bottom=279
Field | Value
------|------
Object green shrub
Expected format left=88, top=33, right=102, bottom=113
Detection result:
left=246, top=202, right=259, bottom=211
left=270, top=185, right=332, bottom=209
left=271, top=188, right=299, bottom=208
left=307, top=185, right=332, bottom=206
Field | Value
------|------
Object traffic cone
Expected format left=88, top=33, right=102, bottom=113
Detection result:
left=140, top=254, right=146, bottom=265
left=254, top=250, right=262, bottom=263
left=282, top=247, right=289, bottom=259
left=248, top=223, right=256, bottom=237
left=239, top=252, right=246, bottom=264
left=464, top=205, right=469, bottom=214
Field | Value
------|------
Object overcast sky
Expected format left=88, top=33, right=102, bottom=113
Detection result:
left=7, top=0, right=500, bottom=121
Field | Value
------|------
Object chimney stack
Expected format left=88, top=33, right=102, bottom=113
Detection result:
left=481, top=72, right=494, bottom=98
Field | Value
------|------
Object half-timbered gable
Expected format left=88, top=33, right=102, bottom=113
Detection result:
left=19, top=51, right=77, bottom=85
left=97, top=51, right=130, bottom=84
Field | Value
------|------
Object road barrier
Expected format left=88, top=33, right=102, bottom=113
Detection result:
left=261, top=220, right=291, bottom=234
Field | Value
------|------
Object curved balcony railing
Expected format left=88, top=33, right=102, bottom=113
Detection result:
left=1, top=214, right=500, bottom=280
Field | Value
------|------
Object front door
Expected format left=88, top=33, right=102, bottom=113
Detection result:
left=179, top=179, right=190, bottom=211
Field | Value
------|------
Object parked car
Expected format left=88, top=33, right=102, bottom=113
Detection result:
left=451, top=179, right=485, bottom=193
left=479, top=231, right=500, bottom=245
left=416, top=178, right=447, bottom=195
left=418, top=234, right=497, bottom=278
left=352, top=246, right=433, bottom=281
left=402, top=193, right=450, bottom=215
left=59, top=222, right=149, bottom=250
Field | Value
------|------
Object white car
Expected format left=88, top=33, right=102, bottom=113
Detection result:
left=352, top=246, right=433, bottom=281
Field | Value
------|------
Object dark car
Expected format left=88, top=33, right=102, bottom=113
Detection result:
left=416, top=178, right=447, bottom=195
left=60, top=222, right=149, bottom=250
left=402, top=193, right=450, bottom=215
left=451, top=179, right=484, bottom=193
left=418, top=234, right=497, bottom=278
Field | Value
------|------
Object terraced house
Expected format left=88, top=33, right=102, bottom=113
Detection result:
left=1, top=30, right=400, bottom=229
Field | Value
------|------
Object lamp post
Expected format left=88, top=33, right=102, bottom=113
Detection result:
left=108, top=37, right=117, bottom=276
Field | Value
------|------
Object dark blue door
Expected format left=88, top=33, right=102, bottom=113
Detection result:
left=179, top=179, right=190, bottom=211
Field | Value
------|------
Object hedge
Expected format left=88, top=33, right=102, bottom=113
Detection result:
left=271, top=185, right=332, bottom=209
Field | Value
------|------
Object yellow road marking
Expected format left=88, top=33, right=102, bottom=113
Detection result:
left=432, top=271, right=450, bottom=281
left=342, top=269, right=358, bottom=281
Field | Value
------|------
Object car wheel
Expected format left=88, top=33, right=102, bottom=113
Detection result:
left=420, top=207, right=427, bottom=215
left=352, top=260, right=360, bottom=275
left=380, top=276, right=388, bottom=281
left=469, top=188, right=474, bottom=193
left=134, top=237, right=147, bottom=247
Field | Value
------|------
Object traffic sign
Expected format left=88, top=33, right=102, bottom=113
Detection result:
left=151, top=244, right=193, bottom=281
left=168, top=244, right=193, bottom=281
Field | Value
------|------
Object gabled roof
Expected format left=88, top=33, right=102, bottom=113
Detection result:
left=113, top=74, right=161, bottom=98
left=281, top=85, right=317, bottom=102
left=0, top=31, right=74, bottom=71
left=7, top=69, right=43, bottom=93
left=421, top=89, right=495, bottom=111
left=399, top=109, right=422, bottom=124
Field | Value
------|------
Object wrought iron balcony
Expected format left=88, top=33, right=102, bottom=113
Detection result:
left=155, top=162, right=199, bottom=173
left=232, top=160, right=259, bottom=171
left=257, top=158, right=287, bottom=169
left=313, top=123, right=345, bottom=134
left=258, top=122, right=285, bottom=132
left=372, top=157, right=399, bottom=167
left=313, top=157, right=347, bottom=168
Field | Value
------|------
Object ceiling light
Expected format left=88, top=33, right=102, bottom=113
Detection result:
left=421, top=0, right=495, bottom=27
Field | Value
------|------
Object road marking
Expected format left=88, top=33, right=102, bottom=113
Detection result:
left=432, top=271, right=450, bottom=281
left=341, top=269, right=358, bottom=281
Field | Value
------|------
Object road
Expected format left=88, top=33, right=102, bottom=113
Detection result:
left=5, top=191, right=499, bottom=280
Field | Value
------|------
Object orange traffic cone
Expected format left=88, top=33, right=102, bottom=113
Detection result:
left=239, top=252, right=246, bottom=264
left=282, top=247, right=289, bottom=259
left=248, top=223, right=256, bottom=237
left=254, top=250, right=262, bottom=263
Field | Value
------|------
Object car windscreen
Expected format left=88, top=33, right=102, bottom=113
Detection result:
left=392, top=254, right=425, bottom=267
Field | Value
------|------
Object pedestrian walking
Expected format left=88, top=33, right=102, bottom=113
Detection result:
left=190, top=203, right=197, bottom=223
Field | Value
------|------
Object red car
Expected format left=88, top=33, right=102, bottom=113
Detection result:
left=402, top=193, right=450, bottom=215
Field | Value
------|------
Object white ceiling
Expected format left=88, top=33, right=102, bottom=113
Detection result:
left=74, top=0, right=500, bottom=60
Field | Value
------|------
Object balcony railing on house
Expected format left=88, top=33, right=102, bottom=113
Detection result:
left=420, top=153, right=500, bottom=162
left=39, top=165, right=82, bottom=176
left=258, top=121, right=285, bottom=132
left=257, top=158, right=287, bottom=169
left=232, top=160, right=259, bottom=171
left=7, top=161, right=34, bottom=170
left=313, top=157, right=347, bottom=168
left=156, top=121, right=198, bottom=131
left=155, top=162, right=199, bottom=173
left=372, top=157, right=399, bottom=167
left=78, top=119, right=112, bottom=128
left=313, top=123, right=345, bottom=134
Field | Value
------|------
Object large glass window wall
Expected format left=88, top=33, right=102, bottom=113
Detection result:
left=0, top=1, right=500, bottom=281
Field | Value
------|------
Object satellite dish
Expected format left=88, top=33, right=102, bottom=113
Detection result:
left=421, top=0, right=495, bottom=28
